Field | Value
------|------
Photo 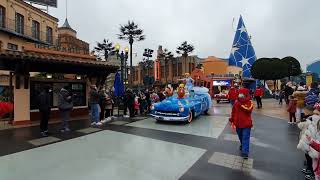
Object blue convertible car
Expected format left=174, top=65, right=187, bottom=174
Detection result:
left=150, top=87, right=212, bottom=123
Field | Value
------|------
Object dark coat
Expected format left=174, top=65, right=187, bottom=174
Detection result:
left=37, top=91, right=51, bottom=111
left=58, top=88, right=73, bottom=111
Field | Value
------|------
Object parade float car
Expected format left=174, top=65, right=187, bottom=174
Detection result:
left=150, top=87, right=212, bottom=123
left=214, top=90, right=230, bottom=103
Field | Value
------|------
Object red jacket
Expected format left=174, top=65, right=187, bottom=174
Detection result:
left=228, top=88, right=239, bottom=100
left=230, top=100, right=253, bottom=128
left=254, top=88, right=264, bottom=97
left=287, top=99, right=297, bottom=113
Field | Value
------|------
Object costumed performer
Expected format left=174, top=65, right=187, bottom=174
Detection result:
left=229, top=87, right=254, bottom=159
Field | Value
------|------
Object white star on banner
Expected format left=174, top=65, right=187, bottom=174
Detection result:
left=231, top=46, right=239, bottom=55
left=241, top=57, right=249, bottom=67
left=238, top=25, right=247, bottom=33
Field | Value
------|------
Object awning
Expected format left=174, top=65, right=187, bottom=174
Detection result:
left=0, top=50, right=118, bottom=75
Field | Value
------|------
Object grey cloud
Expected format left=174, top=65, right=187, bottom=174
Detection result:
left=49, top=0, right=320, bottom=69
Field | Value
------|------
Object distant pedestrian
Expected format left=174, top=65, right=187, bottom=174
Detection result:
left=305, top=82, right=320, bottom=107
left=104, top=89, right=113, bottom=119
left=127, top=89, right=135, bottom=117
left=89, top=85, right=101, bottom=126
left=284, top=84, right=294, bottom=104
left=287, top=95, right=297, bottom=124
left=134, top=96, right=140, bottom=115
left=229, top=87, right=254, bottom=159
left=110, top=89, right=115, bottom=117
left=279, top=90, right=284, bottom=105
left=145, top=89, right=151, bottom=113
left=58, top=87, right=73, bottom=132
left=254, top=85, right=264, bottom=109
left=37, top=86, right=51, bottom=137
left=293, top=86, right=308, bottom=121
left=99, top=88, right=107, bottom=121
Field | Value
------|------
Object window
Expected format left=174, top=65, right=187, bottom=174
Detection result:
left=46, top=26, right=53, bottom=44
left=160, top=66, right=164, bottom=79
left=30, top=82, right=86, bottom=110
left=7, top=43, right=18, bottom=50
left=0, top=6, right=5, bottom=28
left=32, top=20, right=40, bottom=40
left=15, top=13, right=24, bottom=34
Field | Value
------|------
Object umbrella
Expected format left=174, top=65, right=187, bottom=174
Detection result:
left=113, top=72, right=124, bottom=97
left=0, top=102, right=13, bottom=118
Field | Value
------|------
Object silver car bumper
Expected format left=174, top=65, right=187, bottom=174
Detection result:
left=150, top=114, right=190, bottom=121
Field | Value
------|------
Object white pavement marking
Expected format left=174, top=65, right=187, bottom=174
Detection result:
left=126, top=116, right=229, bottom=139
left=28, top=136, right=61, bottom=146
left=76, top=127, right=101, bottom=134
left=110, top=120, right=129, bottom=125
left=223, top=134, right=278, bottom=150
left=0, top=130, right=206, bottom=180
left=208, top=152, right=253, bottom=172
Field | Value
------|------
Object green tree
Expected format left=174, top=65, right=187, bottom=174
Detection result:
left=176, top=41, right=194, bottom=74
left=94, top=39, right=115, bottom=61
left=251, top=58, right=288, bottom=86
left=282, top=56, right=302, bottom=80
left=251, top=58, right=270, bottom=81
left=118, top=21, right=145, bottom=86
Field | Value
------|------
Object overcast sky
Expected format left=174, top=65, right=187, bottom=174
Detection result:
left=48, top=0, right=320, bottom=70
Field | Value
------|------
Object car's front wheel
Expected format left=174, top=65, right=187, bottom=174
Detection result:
left=187, top=112, right=193, bottom=123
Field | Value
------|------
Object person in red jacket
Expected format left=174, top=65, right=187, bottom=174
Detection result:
left=229, top=87, right=254, bottom=159
left=228, top=84, right=239, bottom=106
left=254, top=85, right=264, bottom=109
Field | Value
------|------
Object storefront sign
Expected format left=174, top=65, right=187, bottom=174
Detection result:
left=306, top=75, right=313, bottom=87
left=213, top=80, right=231, bottom=86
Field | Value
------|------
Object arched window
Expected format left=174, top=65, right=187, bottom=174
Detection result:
left=0, top=5, right=5, bottom=28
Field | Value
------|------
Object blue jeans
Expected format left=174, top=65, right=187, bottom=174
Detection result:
left=90, top=103, right=100, bottom=123
left=230, top=100, right=235, bottom=107
left=236, top=128, right=251, bottom=155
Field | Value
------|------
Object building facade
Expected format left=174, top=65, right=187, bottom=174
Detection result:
left=133, top=55, right=201, bottom=87
left=0, top=0, right=117, bottom=125
left=0, top=0, right=58, bottom=50
left=58, top=19, right=90, bottom=55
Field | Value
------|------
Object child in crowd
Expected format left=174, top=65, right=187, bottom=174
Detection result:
left=297, top=103, right=320, bottom=180
left=287, top=95, right=297, bottom=124
left=134, top=96, right=140, bottom=115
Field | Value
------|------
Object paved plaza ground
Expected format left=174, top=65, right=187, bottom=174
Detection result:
left=0, top=99, right=304, bottom=180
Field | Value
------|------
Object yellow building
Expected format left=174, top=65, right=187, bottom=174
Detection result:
left=0, top=0, right=58, bottom=49
left=202, top=56, right=242, bottom=76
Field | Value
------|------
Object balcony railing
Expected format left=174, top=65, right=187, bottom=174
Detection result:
left=0, top=17, right=58, bottom=45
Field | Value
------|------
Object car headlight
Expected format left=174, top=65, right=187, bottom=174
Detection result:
left=178, top=101, right=184, bottom=112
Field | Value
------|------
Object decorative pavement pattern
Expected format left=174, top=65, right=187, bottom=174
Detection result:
left=208, top=152, right=253, bottom=172
left=0, top=99, right=306, bottom=180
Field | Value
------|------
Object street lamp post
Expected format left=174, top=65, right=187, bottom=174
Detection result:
left=143, top=48, right=154, bottom=87
left=115, top=44, right=129, bottom=84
